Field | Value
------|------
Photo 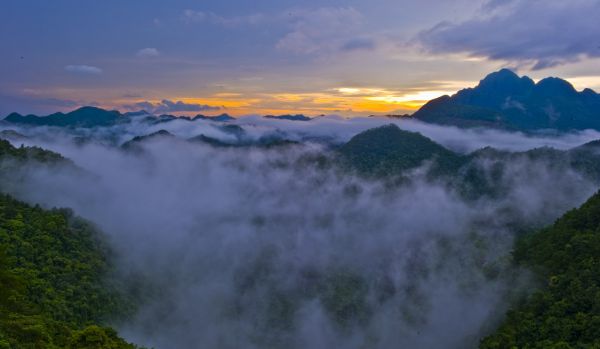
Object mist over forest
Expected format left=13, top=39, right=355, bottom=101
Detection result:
left=3, top=0, right=600, bottom=347
left=1, top=112, right=600, bottom=348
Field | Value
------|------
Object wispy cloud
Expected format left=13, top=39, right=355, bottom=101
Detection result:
left=181, top=9, right=208, bottom=23
left=124, top=99, right=221, bottom=114
left=276, top=7, right=365, bottom=55
left=64, top=65, right=103, bottom=75
left=181, top=7, right=369, bottom=56
left=137, top=48, right=160, bottom=58
left=182, top=10, right=265, bottom=27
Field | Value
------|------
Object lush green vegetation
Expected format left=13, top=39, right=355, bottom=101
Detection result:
left=337, top=125, right=600, bottom=204
left=0, top=140, right=140, bottom=348
left=0, top=194, right=139, bottom=348
left=481, top=191, right=600, bottom=348
left=338, top=125, right=600, bottom=347
left=0, top=139, right=68, bottom=165
left=338, top=124, right=465, bottom=178
left=4, top=125, right=600, bottom=348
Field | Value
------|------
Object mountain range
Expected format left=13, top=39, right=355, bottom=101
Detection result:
left=4, top=107, right=123, bottom=128
left=2, top=109, right=600, bottom=348
left=2, top=107, right=310, bottom=128
left=3, top=69, right=599, bottom=131
left=413, top=69, right=600, bottom=130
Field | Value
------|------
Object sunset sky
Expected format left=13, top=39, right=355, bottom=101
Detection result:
left=1, top=0, right=599, bottom=116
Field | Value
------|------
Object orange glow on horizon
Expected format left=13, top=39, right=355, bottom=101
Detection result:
left=117, top=92, right=435, bottom=117
left=95, top=76, right=597, bottom=117
left=37, top=83, right=466, bottom=117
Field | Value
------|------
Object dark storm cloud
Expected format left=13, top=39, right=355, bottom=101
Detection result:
left=417, top=0, right=600, bottom=70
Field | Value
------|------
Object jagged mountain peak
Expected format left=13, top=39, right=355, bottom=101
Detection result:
left=414, top=69, right=600, bottom=131
left=535, top=76, right=578, bottom=96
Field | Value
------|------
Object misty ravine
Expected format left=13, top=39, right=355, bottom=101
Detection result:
left=0, top=118, right=598, bottom=349
left=3, top=0, right=600, bottom=344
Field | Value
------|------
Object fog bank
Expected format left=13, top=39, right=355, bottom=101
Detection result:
left=0, top=122, right=597, bottom=348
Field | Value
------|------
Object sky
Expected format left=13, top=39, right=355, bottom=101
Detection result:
left=1, top=0, right=599, bottom=116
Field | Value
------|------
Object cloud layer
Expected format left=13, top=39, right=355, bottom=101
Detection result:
left=417, top=0, right=600, bottom=69
left=136, top=48, right=160, bottom=58
left=2, top=133, right=595, bottom=349
left=182, top=6, right=371, bottom=56
left=125, top=99, right=221, bottom=114
left=182, top=9, right=266, bottom=27
left=276, top=7, right=365, bottom=55
left=4, top=1, right=600, bottom=118
left=1, top=119, right=599, bottom=348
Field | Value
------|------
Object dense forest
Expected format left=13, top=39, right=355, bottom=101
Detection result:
left=482, top=192, right=600, bottom=348
left=2, top=129, right=600, bottom=347
left=0, top=140, right=140, bottom=348
left=0, top=139, right=68, bottom=165
left=0, top=193, right=140, bottom=348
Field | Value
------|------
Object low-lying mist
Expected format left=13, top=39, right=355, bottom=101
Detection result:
left=5, top=115, right=600, bottom=153
left=1, top=119, right=598, bottom=348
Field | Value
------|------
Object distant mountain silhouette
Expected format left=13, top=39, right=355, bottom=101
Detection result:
left=189, top=132, right=298, bottom=149
left=122, top=110, right=149, bottom=118
left=193, top=113, right=235, bottom=122
left=143, top=114, right=179, bottom=125
left=5, top=106, right=123, bottom=128
left=2, top=108, right=239, bottom=128
left=6, top=71, right=600, bottom=132
left=263, top=114, right=311, bottom=121
left=413, top=69, right=600, bottom=130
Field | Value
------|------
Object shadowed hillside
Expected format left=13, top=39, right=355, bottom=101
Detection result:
left=482, top=191, right=600, bottom=348
left=414, top=69, right=600, bottom=131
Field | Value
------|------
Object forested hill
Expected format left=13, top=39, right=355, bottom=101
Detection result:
left=338, top=124, right=465, bottom=177
left=0, top=139, right=69, bottom=165
left=481, top=191, right=600, bottom=348
left=0, top=194, right=140, bottom=348
left=0, top=140, right=140, bottom=348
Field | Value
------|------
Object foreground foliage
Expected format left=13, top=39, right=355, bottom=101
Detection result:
left=481, top=192, right=600, bottom=348
left=0, top=139, right=141, bottom=349
left=0, top=140, right=142, bottom=348
left=0, top=193, right=139, bottom=348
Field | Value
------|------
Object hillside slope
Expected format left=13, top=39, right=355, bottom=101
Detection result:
left=481, top=191, right=600, bottom=348
left=0, top=140, right=140, bottom=348
left=338, top=124, right=465, bottom=177
left=414, top=69, right=600, bottom=131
